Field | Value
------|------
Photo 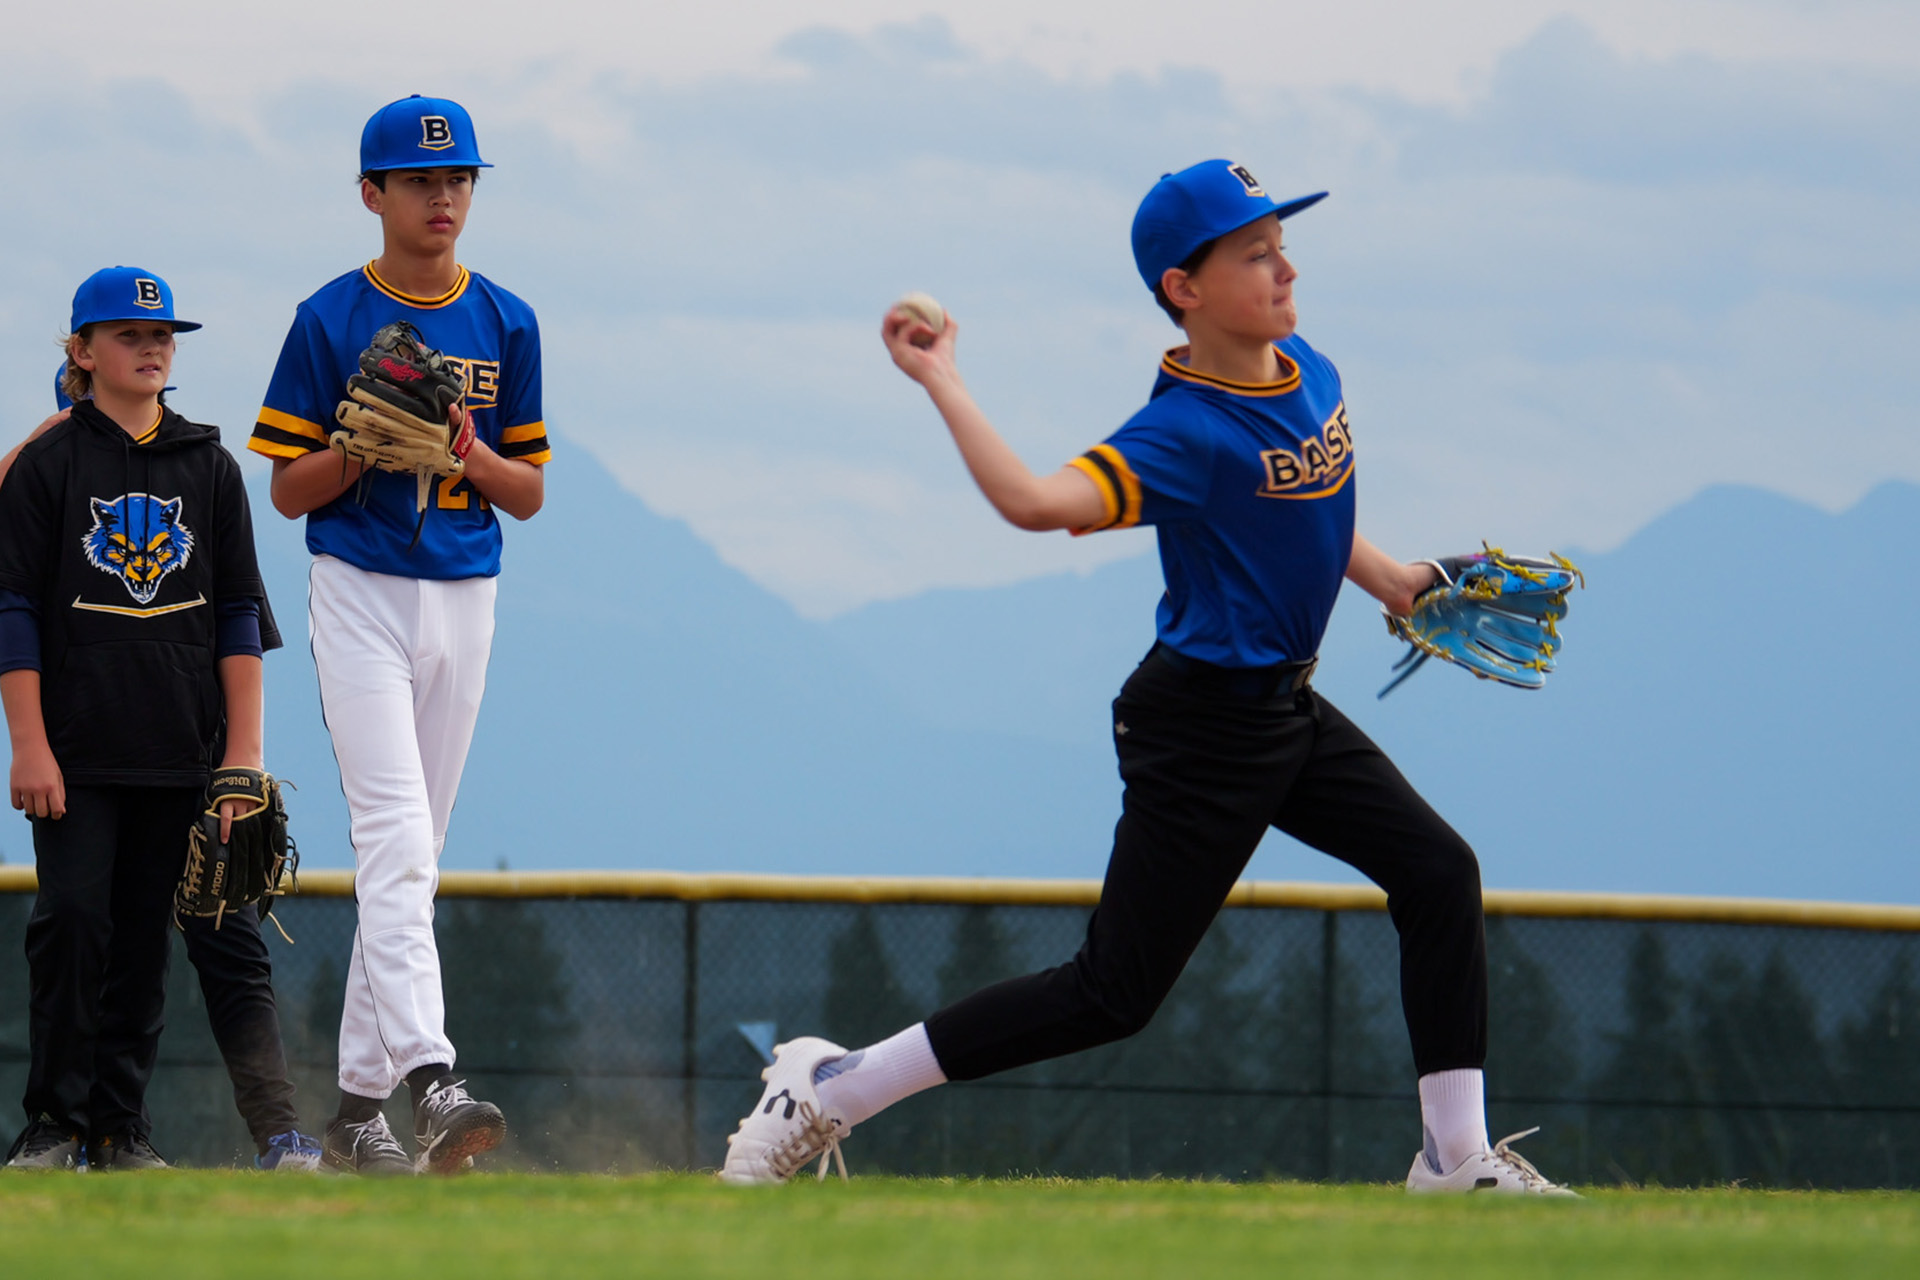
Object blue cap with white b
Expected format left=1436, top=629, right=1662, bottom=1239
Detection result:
left=360, top=95, right=492, bottom=173
left=1131, top=160, right=1327, bottom=290
left=70, top=266, right=201, bottom=333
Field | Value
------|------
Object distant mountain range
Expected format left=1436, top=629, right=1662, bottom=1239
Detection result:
left=12, top=445, right=1902, bottom=904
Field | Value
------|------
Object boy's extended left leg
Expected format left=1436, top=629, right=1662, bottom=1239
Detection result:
left=1270, top=692, right=1486, bottom=1078
left=1273, top=691, right=1571, bottom=1195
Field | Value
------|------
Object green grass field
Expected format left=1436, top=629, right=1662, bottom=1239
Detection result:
left=2, top=1173, right=1914, bottom=1277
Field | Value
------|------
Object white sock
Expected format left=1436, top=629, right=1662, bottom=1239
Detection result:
left=812, top=1023, right=948, bottom=1129
left=1418, top=1068, right=1490, bottom=1173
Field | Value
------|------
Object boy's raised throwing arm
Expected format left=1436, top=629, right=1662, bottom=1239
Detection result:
left=883, top=309, right=1106, bottom=533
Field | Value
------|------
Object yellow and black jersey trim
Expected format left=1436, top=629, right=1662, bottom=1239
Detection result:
left=497, top=420, right=552, bottom=465
left=363, top=261, right=471, bottom=310
left=1159, top=346, right=1302, bottom=397
left=1067, top=443, right=1142, bottom=534
left=249, top=407, right=329, bottom=459
left=132, top=409, right=161, bottom=445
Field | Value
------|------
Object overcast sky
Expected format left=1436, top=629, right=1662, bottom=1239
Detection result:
left=3, top=1, right=1915, bottom=614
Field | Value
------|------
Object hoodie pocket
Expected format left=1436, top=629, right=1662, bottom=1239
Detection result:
left=45, top=640, right=222, bottom=775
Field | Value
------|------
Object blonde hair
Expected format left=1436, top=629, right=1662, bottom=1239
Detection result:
left=58, top=327, right=93, bottom=403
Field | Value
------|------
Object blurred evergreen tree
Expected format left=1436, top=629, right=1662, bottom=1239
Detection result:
left=1087, top=918, right=1271, bottom=1177
left=1486, top=918, right=1579, bottom=1096
left=1589, top=929, right=1714, bottom=1185
left=1835, top=952, right=1920, bottom=1187
left=817, top=905, right=937, bottom=1173
left=927, top=905, right=1033, bottom=1173
left=820, top=906, right=919, bottom=1049
left=1231, top=914, right=1406, bottom=1181
left=294, top=950, right=345, bottom=1069
left=1688, top=947, right=1837, bottom=1186
left=437, top=899, right=580, bottom=1167
left=936, top=905, right=1018, bottom=1007
left=1484, top=917, right=1583, bottom=1179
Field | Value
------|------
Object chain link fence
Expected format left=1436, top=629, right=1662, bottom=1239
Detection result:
left=2, top=873, right=1917, bottom=1186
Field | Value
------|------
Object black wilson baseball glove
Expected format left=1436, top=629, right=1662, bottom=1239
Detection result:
left=331, top=321, right=476, bottom=514
left=174, top=767, right=299, bottom=937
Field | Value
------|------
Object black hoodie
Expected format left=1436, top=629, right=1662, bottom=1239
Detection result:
left=0, top=402, right=281, bottom=786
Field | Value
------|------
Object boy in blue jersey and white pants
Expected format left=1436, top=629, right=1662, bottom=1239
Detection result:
left=723, top=161, right=1572, bottom=1194
left=249, top=96, right=551, bottom=1175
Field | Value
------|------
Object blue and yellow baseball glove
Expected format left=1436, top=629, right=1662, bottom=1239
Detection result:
left=1379, top=547, right=1584, bottom=697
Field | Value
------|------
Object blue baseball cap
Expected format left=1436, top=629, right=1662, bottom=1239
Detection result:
left=361, top=95, right=492, bottom=173
left=1131, top=160, right=1327, bottom=291
left=69, top=266, right=201, bottom=333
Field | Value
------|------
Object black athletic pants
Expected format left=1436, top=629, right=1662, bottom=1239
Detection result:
left=180, top=904, right=301, bottom=1150
left=22, top=786, right=299, bottom=1149
left=925, top=646, right=1488, bottom=1081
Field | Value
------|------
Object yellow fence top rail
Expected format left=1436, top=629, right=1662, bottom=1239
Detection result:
left=1, top=865, right=1916, bottom=931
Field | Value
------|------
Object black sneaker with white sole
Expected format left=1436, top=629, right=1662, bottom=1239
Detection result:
left=412, top=1078, right=505, bottom=1175
left=89, top=1131, right=168, bottom=1171
left=322, top=1112, right=415, bottom=1176
left=5, top=1115, right=83, bottom=1170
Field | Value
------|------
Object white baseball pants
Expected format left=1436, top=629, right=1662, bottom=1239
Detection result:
left=308, top=554, right=497, bottom=1099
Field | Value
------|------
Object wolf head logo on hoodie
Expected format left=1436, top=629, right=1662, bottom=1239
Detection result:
left=82, top=493, right=195, bottom=605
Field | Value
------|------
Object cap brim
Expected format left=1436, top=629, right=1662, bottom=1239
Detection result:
left=1203, top=191, right=1330, bottom=258
left=367, top=162, right=495, bottom=172
left=79, top=315, right=201, bottom=332
left=1273, top=191, right=1329, bottom=221
left=77, top=310, right=201, bottom=330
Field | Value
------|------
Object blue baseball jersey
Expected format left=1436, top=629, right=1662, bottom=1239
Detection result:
left=1068, top=334, right=1355, bottom=667
left=249, top=263, right=551, bottom=579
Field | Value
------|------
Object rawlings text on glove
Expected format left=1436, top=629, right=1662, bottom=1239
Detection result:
left=331, top=321, right=476, bottom=514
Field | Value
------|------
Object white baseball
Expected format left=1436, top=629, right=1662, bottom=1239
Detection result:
left=894, top=291, right=947, bottom=345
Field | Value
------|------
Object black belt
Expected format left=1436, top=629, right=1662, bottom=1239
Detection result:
left=1150, top=644, right=1318, bottom=699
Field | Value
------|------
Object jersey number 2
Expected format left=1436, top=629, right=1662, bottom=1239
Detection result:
left=436, top=475, right=490, bottom=511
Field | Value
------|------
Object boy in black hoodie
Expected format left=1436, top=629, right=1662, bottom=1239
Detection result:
left=0, top=268, right=293, bottom=1170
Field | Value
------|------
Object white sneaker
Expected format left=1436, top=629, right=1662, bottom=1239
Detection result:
left=720, top=1036, right=851, bottom=1185
left=1405, top=1127, right=1579, bottom=1196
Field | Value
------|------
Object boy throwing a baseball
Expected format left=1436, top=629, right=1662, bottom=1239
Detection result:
left=723, top=160, right=1571, bottom=1195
